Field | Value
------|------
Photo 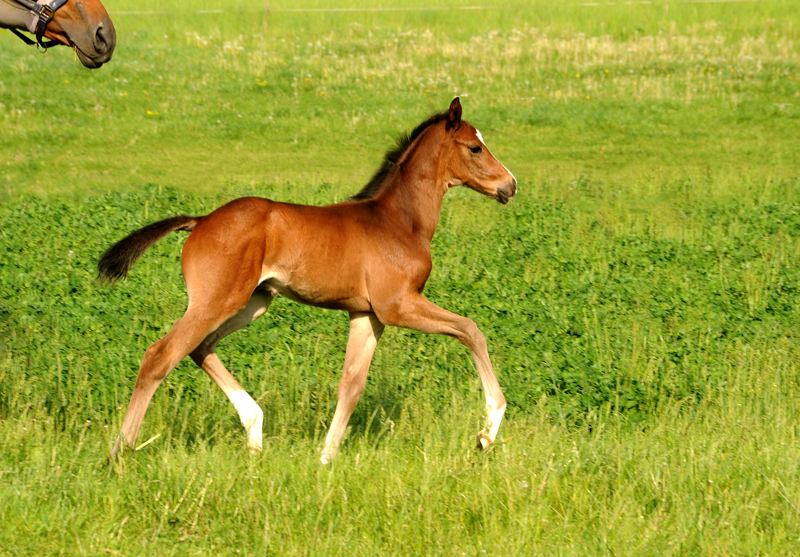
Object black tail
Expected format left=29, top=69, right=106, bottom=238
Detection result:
left=97, top=215, right=201, bottom=283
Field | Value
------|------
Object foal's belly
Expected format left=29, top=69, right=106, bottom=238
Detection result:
left=258, top=268, right=372, bottom=313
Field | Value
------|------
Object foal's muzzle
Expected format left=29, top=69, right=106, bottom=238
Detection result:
left=496, top=178, right=518, bottom=205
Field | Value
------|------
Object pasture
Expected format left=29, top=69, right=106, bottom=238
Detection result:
left=2, top=0, right=800, bottom=554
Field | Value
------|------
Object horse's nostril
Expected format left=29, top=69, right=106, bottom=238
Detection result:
left=93, top=23, right=116, bottom=57
left=94, top=25, right=108, bottom=52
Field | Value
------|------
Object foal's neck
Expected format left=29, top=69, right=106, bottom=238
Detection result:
left=376, top=128, right=449, bottom=243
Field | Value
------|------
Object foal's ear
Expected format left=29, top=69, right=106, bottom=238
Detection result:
left=446, top=97, right=462, bottom=131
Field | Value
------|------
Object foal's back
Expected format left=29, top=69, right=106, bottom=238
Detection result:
left=182, top=196, right=411, bottom=314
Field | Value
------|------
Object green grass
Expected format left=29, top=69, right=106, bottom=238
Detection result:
left=2, top=1, right=800, bottom=555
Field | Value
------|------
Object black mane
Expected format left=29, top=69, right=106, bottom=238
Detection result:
left=350, top=111, right=449, bottom=200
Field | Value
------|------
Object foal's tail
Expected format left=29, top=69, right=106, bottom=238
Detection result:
left=97, top=215, right=201, bottom=283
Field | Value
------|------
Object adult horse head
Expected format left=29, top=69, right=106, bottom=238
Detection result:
left=0, top=0, right=115, bottom=68
left=100, top=98, right=517, bottom=463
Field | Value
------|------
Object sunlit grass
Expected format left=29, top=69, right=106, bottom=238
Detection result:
left=1, top=1, right=798, bottom=196
left=2, top=0, right=800, bottom=555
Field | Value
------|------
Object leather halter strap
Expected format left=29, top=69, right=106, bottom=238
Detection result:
left=7, top=0, right=69, bottom=51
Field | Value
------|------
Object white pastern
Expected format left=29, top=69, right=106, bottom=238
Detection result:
left=321, top=429, right=339, bottom=465
left=229, top=390, right=263, bottom=452
left=485, top=401, right=506, bottom=443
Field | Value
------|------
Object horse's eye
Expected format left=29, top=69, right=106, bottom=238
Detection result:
left=469, top=145, right=482, bottom=154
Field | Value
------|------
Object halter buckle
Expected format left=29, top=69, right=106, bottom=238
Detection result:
left=8, top=0, right=70, bottom=52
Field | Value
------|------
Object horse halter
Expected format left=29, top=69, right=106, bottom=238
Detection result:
left=7, top=0, right=69, bottom=51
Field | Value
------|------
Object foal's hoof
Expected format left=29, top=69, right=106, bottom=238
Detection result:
left=247, top=437, right=263, bottom=454
left=476, top=432, right=492, bottom=450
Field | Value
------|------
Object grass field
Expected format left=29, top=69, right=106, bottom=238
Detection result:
left=2, top=0, right=800, bottom=554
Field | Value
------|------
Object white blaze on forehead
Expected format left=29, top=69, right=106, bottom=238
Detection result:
left=475, top=127, right=517, bottom=187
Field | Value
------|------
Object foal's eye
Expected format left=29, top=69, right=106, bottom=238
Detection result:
left=469, top=145, right=483, bottom=154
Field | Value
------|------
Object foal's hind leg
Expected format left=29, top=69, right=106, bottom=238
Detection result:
left=321, top=312, right=385, bottom=464
left=110, top=308, right=228, bottom=456
left=189, top=288, right=274, bottom=453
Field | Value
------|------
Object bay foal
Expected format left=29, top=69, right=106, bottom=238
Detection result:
left=100, top=98, right=517, bottom=463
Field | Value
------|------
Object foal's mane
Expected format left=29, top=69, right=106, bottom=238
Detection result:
left=350, top=111, right=449, bottom=201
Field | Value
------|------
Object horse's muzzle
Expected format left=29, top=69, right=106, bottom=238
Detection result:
left=75, top=20, right=115, bottom=67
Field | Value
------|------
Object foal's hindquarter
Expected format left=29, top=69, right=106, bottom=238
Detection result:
left=110, top=99, right=514, bottom=462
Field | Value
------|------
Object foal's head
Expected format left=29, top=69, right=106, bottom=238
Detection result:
left=441, top=97, right=517, bottom=204
left=352, top=98, right=517, bottom=203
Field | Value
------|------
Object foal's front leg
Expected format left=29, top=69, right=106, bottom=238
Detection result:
left=321, top=312, right=384, bottom=464
left=378, top=293, right=506, bottom=449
